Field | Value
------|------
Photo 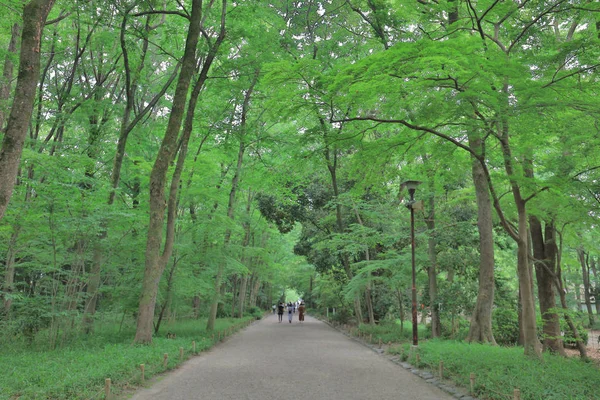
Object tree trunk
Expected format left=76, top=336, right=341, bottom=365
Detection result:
left=554, top=231, right=587, bottom=359
left=0, top=0, right=55, bottom=221
left=577, top=248, right=595, bottom=327
left=466, top=133, right=496, bottom=344
left=497, top=126, right=541, bottom=357
left=134, top=0, right=204, bottom=344
left=249, top=277, right=261, bottom=307
left=154, top=256, right=179, bottom=334
left=82, top=241, right=102, bottom=334
left=424, top=182, right=440, bottom=338
left=0, top=23, right=20, bottom=131
left=207, top=69, right=257, bottom=331
left=325, top=146, right=363, bottom=322
left=530, top=217, right=565, bottom=354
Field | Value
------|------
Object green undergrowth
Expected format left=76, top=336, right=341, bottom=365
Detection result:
left=0, top=317, right=255, bottom=400
left=389, top=340, right=599, bottom=400
left=355, top=321, right=432, bottom=344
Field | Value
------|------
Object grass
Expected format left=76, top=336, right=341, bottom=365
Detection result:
left=0, top=316, right=255, bottom=400
left=389, top=339, right=600, bottom=400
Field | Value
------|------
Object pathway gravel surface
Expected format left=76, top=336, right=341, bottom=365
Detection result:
left=128, top=314, right=455, bottom=400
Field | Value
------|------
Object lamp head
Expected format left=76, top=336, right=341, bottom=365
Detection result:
left=401, top=180, right=422, bottom=197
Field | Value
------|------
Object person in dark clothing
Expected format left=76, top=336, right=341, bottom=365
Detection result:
left=277, top=302, right=284, bottom=323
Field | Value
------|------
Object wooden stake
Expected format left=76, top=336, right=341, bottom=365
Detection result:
left=163, top=353, right=168, bottom=368
left=379, top=338, right=382, bottom=348
left=369, top=334, right=372, bottom=343
left=439, top=361, right=444, bottom=379
left=513, top=389, right=521, bottom=400
left=140, top=364, right=145, bottom=383
left=104, top=378, right=111, bottom=399
left=192, top=340, right=196, bottom=353
left=470, top=373, right=475, bottom=394
left=415, top=354, right=420, bottom=365
left=179, top=347, right=184, bottom=361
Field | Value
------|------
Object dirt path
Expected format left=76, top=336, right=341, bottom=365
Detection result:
left=128, top=314, right=455, bottom=400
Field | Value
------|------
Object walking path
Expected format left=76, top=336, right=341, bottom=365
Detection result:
left=129, top=314, right=455, bottom=400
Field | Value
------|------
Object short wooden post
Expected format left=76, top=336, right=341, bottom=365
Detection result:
left=513, top=389, right=521, bottom=400
left=379, top=338, right=382, bottom=348
left=179, top=347, right=184, bottom=361
left=104, top=378, right=111, bottom=399
left=415, top=354, right=420, bottom=365
left=212, top=334, right=214, bottom=341
left=163, top=353, right=168, bottom=368
left=192, top=340, right=196, bottom=353
left=140, top=364, right=145, bottom=383
left=439, top=361, right=444, bottom=378
left=369, top=334, right=372, bottom=343
left=469, top=373, right=475, bottom=394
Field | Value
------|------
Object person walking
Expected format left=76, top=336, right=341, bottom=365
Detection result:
left=277, top=302, right=284, bottom=323
left=272, top=304, right=276, bottom=314
left=287, top=302, right=293, bottom=323
left=298, top=302, right=305, bottom=323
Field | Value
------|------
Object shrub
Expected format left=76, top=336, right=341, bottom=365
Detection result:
left=246, top=306, right=263, bottom=320
left=492, top=308, right=519, bottom=345
left=560, top=318, right=589, bottom=348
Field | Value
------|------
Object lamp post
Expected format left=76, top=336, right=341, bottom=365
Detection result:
left=402, top=180, right=421, bottom=347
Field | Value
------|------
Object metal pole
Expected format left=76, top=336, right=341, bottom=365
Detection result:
left=410, top=191, right=418, bottom=347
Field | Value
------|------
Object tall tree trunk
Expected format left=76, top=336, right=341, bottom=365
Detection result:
left=237, top=190, right=253, bottom=318
left=424, top=178, right=440, bottom=338
left=529, top=217, right=565, bottom=354
left=82, top=241, right=102, bottom=333
left=0, top=0, right=55, bottom=221
left=466, top=133, right=496, bottom=344
left=353, top=204, right=374, bottom=324
left=498, top=125, right=541, bottom=357
left=324, top=145, right=363, bottom=322
left=554, top=231, right=587, bottom=359
left=207, top=69, right=256, bottom=331
left=577, top=248, right=595, bottom=327
left=134, top=0, right=204, bottom=344
left=0, top=23, right=20, bottom=131
left=154, top=256, right=179, bottom=334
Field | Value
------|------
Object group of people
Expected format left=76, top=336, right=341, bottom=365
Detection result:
left=273, top=301, right=305, bottom=323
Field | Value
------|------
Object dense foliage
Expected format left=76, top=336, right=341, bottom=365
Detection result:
left=1, top=1, right=600, bottom=396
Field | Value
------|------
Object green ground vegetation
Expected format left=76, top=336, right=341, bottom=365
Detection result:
left=388, top=340, right=599, bottom=400
left=0, top=316, right=257, bottom=400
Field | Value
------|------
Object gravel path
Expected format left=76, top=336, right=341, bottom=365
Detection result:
left=128, top=314, right=454, bottom=400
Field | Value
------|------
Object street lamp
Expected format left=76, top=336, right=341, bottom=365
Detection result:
left=401, top=180, right=421, bottom=347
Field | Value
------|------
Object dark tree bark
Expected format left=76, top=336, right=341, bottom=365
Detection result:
left=0, top=0, right=55, bottom=221
left=529, top=217, right=565, bottom=355
left=0, top=23, right=20, bottom=131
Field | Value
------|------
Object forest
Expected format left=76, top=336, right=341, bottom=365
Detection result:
left=1, top=0, right=600, bottom=399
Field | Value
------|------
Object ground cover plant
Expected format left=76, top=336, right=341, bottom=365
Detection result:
left=389, top=340, right=599, bottom=400
left=0, top=317, right=255, bottom=400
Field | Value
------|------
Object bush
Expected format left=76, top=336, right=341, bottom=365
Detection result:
left=330, top=308, right=352, bottom=324
left=492, top=308, right=519, bottom=345
left=246, top=306, right=263, bottom=320
left=560, top=318, right=589, bottom=348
